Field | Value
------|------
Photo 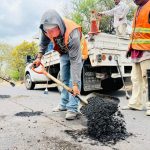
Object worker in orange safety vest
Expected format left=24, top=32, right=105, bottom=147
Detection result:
left=33, top=9, right=88, bottom=120
left=122, top=0, right=150, bottom=116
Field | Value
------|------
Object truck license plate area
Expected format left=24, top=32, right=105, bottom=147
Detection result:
left=83, top=66, right=101, bottom=91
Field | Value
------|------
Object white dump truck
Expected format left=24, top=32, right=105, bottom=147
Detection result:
left=25, top=32, right=132, bottom=93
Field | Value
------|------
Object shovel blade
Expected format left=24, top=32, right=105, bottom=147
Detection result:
left=76, top=95, right=88, bottom=105
left=78, top=92, right=120, bottom=108
left=78, top=92, right=98, bottom=109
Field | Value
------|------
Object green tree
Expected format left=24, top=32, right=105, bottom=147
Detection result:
left=0, top=43, right=13, bottom=76
left=69, top=0, right=135, bottom=34
left=70, top=0, right=99, bottom=34
left=10, top=41, right=38, bottom=80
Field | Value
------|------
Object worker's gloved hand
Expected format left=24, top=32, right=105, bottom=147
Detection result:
left=126, top=50, right=131, bottom=58
left=31, top=53, right=43, bottom=69
left=32, top=58, right=41, bottom=68
left=72, top=85, right=80, bottom=96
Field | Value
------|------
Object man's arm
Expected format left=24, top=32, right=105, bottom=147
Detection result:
left=68, top=29, right=82, bottom=88
left=119, top=4, right=129, bottom=19
left=33, top=31, right=50, bottom=67
left=100, top=8, right=115, bottom=16
left=39, top=31, right=50, bottom=56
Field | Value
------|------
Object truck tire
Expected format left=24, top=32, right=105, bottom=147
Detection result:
left=101, top=77, right=123, bottom=92
left=25, top=73, right=35, bottom=90
left=80, top=73, right=86, bottom=95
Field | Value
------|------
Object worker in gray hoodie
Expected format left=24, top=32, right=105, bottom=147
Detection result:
left=33, top=9, right=84, bottom=120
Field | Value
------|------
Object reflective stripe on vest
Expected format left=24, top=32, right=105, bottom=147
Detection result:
left=132, top=39, right=150, bottom=44
left=134, top=28, right=150, bottom=33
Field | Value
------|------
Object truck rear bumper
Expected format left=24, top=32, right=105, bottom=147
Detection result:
left=111, top=73, right=131, bottom=78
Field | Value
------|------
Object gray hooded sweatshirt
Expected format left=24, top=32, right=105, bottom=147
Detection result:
left=39, top=9, right=82, bottom=84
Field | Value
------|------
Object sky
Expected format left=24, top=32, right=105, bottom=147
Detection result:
left=0, top=0, right=72, bottom=46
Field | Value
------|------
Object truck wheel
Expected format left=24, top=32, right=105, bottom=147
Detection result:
left=25, top=73, right=35, bottom=90
left=57, top=72, right=63, bottom=93
left=101, top=77, right=123, bottom=92
left=80, top=71, right=87, bottom=95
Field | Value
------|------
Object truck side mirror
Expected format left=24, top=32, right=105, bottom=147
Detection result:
left=25, top=55, right=34, bottom=63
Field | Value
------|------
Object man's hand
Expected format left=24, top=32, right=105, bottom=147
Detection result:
left=72, top=85, right=80, bottom=96
left=32, top=58, right=41, bottom=68
left=126, top=50, right=131, bottom=58
left=119, top=18, right=123, bottom=21
left=31, top=53, right=43, bottom=69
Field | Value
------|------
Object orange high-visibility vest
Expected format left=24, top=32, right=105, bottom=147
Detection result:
left=47, top=18, right=88, bottom=60
left=130, top=0, right=150, bottom=50
left=80, top=34, right=88, bottom=60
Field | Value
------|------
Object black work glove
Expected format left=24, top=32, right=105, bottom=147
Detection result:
left=126, top=50, right=131, bottom=58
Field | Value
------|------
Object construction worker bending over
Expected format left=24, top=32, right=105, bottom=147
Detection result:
left=122, top=0, right=150, bottom=116
left=98, top=0, right=129, bottom=36
left=33, top=9, right=88, bottom=120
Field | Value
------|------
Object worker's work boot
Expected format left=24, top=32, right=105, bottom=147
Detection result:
left=146, top=102, right=150, bottom=116
left=65, top=111, right=78, bottom=120
left=52, top=105, right=67, bottom=112
left=146, top=110, right=150, bottom=116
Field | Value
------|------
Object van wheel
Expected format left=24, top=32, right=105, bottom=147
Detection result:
left=25, top=73, right=35, bottom=90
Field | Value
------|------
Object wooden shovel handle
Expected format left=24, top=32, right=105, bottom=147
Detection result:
left=31, top=62, right=88, bottom=104
left=31, top=62, right=73, bottom=93
left=44, top=71, right=73, bottom=93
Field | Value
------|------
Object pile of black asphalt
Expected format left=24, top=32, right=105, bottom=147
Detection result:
left=65, top=94, right=132, bottom=145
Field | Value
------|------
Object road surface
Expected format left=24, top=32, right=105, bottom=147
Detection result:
left=0, top=83, right=150, bottom=150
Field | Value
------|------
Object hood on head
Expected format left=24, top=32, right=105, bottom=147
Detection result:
left=40, top=9, right=66, bottom=36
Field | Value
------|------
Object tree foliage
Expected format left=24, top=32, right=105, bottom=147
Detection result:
left=0, top=43, right=13, bottom=75
left=69, top=0, right=136, bottom=34
left=10, top=41, right=38, bottom=80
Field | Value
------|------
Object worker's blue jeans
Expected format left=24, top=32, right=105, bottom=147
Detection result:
left=59, top=53, right=82, bottom=112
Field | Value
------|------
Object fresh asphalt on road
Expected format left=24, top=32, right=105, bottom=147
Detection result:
left=0, top=83, right=150, bottom=150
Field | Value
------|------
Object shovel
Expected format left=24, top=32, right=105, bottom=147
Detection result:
left=31, top=63, right=120, bottom=107
left=0, top=76, right=15, bottom=87
left=31, top=62, right=88, bottom=105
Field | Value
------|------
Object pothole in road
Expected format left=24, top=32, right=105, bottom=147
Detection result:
left=0, top=95, right=11, bottom=99
left=65, top=95, right=132, bottom=145
left=15, top=111, right=43, bottom=117
left=42, top=136, right=83, bottom=150
left=0, top=115, right=7, bottom=119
